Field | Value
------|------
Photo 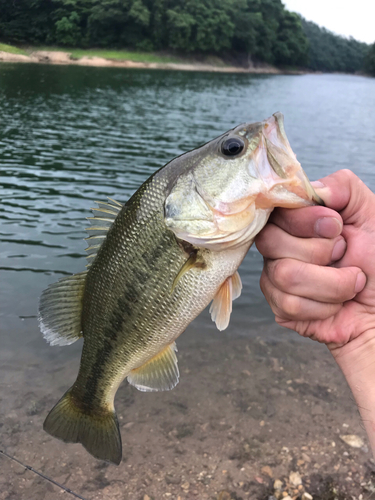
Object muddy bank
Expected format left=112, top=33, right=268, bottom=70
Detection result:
left=0, top=50, right=285, bottom=74
left=0, top=322, right=373, bottom=500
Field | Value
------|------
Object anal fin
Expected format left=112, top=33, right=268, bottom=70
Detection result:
left=209, top=271, right=242, bottom=331
left=127, top=343, right=179, bottom=392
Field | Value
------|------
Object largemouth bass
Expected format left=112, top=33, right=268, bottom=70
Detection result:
left=39, top=113, right=322, bottom=464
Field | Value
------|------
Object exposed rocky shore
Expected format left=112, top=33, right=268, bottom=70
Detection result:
left=0, top=50, right=285, bottom=73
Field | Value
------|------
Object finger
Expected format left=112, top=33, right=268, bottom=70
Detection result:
left=269, top=205, right=343, bottom=238
left=265, top=258, right=366, bottom=304
left=255, top=224, right=346, bottom=265
left=312, top=170, right=375, bottom=225
left=260, top=270, right=342, bottom=321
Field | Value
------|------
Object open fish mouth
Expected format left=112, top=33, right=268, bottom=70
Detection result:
left=193, top=112, right=323, bottom=216
left=165, top=112, right=323, bottom=250
left=256, top=112, right=324, bottom=207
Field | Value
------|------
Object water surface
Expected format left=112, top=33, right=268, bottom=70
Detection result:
left=1, top=65, right=374, bottom=353
left=1, top=64, right=375, bottom=499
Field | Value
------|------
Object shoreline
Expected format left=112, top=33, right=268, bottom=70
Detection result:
left=0, top=50, right=297, bottom=74
left=0, top=324, right=371, bottom=499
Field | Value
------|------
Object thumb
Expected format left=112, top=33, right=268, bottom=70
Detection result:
left=313, top=170, right=375, bottom=225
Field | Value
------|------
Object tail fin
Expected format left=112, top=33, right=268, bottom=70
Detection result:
left=43, top=389, right=122, bottom=465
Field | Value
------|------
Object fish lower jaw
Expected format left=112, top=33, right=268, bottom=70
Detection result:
left=254, top=185, right=315, bottom=209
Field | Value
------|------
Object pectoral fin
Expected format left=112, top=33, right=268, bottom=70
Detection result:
left=209, top=271, right=242, bottom=331
left=171, top=251, right=206, bottom=293
left=231, top=270, right=243, bottom=300
left=127, top=343, right=179, bottom=392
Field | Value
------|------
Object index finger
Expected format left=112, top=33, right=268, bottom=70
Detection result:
left=269, top=205, right=343, bottom=239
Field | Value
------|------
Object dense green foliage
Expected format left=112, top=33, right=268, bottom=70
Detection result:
left=364, top=43, right=375, bottom=76
left=0, top=0, right=307, bottom=66
left=301, top=18, right=369, bottom=73
left=0, top=0, right=372, bottom=73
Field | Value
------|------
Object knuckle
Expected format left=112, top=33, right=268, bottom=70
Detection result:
left=327, top=323, right=348, bottom=345
left=272, top=259, right=298, bottom=289
left=255, top=229, right=268, bottom=253
left=338, top=169, right=359, bottom=187
left=310, top=241, right=332, bottom=265
left=340, top=168, right=355, bottom=181
left=333, top=272, right=355, bottom=300
left=255, top=224, right=276, bottom=255
left=260, top=272, right=283, bottom=316
left=259, top=271, right=268, bottom=295
left=280, top=294, right=301, bottom=318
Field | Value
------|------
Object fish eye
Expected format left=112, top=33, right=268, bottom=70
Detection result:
left=221, top=137, right=245, bottom=157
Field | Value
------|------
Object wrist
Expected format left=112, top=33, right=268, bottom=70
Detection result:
left=329, top=329, right=375, bottom=379
left=329, top=330, right=375, bottom=456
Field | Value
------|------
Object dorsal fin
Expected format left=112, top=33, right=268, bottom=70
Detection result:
left=85, top=198, right=123, bottom=266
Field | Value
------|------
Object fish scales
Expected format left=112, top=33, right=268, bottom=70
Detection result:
left=78, top=175, right=238, bottom=404
left=39, top=113, right=323, bottom=464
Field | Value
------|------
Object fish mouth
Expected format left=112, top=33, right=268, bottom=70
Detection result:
left=199, top=112, right=324, bottom=218
left=164, top=113, right=323, bottom=251
left=256, top=113, right=324, bottom=207
left=186, top=112, right=323, bottom=228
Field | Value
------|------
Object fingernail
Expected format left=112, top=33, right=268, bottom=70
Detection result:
left=315, top=217, right=342, bottom=238
left=355, top=272, right=366, bottom=293
left=311, top=180, right=325, bottom=188
left=331, top=238, right=346, bottom=261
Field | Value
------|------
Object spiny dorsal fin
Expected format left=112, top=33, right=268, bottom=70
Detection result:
left=127, top=342, right=179, bottom=392
left=85, top=198, right=123, bottom=265
left=38, top=271, right=87, bottom=346
left=209, top=271, right=242, bottom=331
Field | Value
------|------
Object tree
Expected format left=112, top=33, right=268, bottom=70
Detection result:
left=301, top=17, right=368, bottom=73
left=166, top=8, right=196, bottom=51
left=364, top=43, right=375, bottom=76
left=0, top=0, right=54, bottom=44
left=55, top=12, right=82, bottom=46
left=274, top=11, right=308, bottom=66
left=0, top=0, right=368, bottom=73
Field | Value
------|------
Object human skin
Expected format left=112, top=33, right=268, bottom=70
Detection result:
left=255, top=169, right=375, bottom=455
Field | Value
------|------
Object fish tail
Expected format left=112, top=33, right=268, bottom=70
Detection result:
left=43, top=388, right=122, bottom=465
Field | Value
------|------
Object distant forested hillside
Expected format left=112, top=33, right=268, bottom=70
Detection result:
left=0, top=0, right=308, bottom=66
left=0, top=0, right=372, bottom=74
left=364, top=43, right=375, bottom=76
left=301, top=18, right=369, bottom=73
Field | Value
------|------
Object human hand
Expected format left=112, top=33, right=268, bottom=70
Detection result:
left=255, top=169, right=375, bottom=354
left=256, top=169, right=375, bottom=454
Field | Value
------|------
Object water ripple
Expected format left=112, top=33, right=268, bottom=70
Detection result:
left=1, top=65, right=374, bottom=326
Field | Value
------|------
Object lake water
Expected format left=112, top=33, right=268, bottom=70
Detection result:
left=1, top=65, right=375, bottom=499
left=2, top=65, right=375, bottom=347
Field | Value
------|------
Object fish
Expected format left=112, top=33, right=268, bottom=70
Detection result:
left=38, top=112, right=323, bottom=465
